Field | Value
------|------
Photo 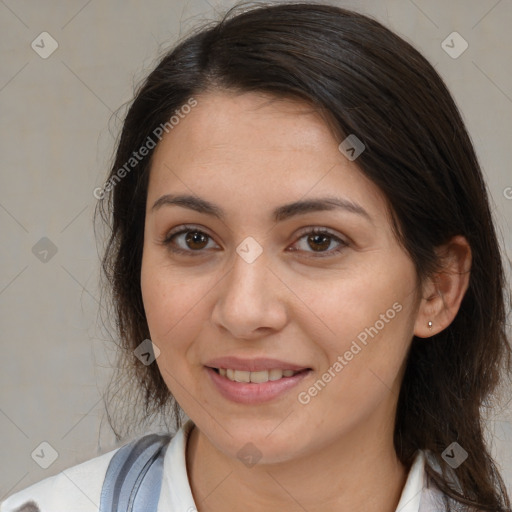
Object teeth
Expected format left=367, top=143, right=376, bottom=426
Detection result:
left=269, top=369, right=283, bottom=381
left=217, top=368, right=302, bottom=383
left=250, top=370, right=270, bottom=383
left=234, top=370, right=251, bottom=383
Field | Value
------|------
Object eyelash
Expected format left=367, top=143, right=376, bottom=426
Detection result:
left=159, top=224, right=349, bottom=259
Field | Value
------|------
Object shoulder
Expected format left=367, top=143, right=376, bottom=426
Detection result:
left=0, top=446, right=120, bottom=512
left=0, top=432, right=175, bottom=512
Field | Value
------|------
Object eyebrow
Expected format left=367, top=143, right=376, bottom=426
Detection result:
left=151, top=194, right=372, bottom=223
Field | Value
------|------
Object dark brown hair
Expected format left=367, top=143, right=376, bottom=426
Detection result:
left=95, top=2, right=512, bottom=510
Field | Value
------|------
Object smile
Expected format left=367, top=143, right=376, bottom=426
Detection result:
left=205, top=366, right=312, bottom=404
left=212, top=367, right=304, bottom=383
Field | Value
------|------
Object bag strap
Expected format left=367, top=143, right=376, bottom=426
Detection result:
left=99, top=433, right=172, bottom=512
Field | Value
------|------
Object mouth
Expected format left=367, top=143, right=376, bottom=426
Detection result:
left=205, top=366, right=313, bottom=404
left=208, top=367, right=311, bottom=383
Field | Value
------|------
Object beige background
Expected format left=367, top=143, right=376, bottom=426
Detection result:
left=1, top=0, right=511, bottom=500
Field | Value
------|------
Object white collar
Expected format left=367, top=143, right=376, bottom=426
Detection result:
left=395, top=450, right=426, bottom=511
left=158, top=419, right=197, bottom=512
left=158, top=419, right=433, bottom=512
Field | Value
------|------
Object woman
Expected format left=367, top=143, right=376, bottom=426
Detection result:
left=2, top=2, right=511, bottom=511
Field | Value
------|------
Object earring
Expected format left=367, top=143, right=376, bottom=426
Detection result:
left=428, top=321, right=433, bottom=330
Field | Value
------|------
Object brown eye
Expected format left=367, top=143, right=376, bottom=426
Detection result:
left=307, top=232, right=332, bottom=252
left=184, top=231, right=209, bottom=250
left=161, top=225, right=218, bottom=256
left=160, top=225, right=348, bottom=259
left=290, top=227, right=348, bottom=258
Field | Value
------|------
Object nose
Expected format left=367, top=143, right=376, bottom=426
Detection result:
left=210, top=245, right=288, bottom=340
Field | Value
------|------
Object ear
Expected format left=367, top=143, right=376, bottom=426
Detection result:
left=414, top=235, right=472, bottom=338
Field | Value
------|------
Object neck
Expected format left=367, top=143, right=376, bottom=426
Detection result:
left=186, top=415, right=409, bottom=512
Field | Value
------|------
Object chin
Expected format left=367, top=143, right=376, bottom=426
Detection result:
left=206, top=419, right=308, bottom=464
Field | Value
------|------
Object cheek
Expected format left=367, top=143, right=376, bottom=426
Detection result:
left=140, top=270, right=203, bottom=404
left=294, top=263, right=414, bottom=349
left=293, top=261, right=417, bottom=396
left=140, top=254, right=214, bottom=369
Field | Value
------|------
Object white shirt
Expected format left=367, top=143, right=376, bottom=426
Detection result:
left=1, top=419, right=447, bottom=512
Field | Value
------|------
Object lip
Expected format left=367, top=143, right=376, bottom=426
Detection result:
left=206, top=366, right=312, bottom=404
left=204, top=356, right=310, bottom=372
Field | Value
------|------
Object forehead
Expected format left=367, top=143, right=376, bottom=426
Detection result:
left=153, top=90, right=338, bottom=161
left=147, top=90, right=387, bottom=221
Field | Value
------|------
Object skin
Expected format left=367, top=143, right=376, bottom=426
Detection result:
left=140, top=90, right=471, bottom=512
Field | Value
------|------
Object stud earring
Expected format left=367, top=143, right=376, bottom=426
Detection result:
left=428, top=321, right=433, bottom=330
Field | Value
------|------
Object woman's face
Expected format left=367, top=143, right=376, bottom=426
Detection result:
left=141, top=90, right=423, bottom=464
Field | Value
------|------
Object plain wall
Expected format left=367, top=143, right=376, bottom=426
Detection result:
left=1, top=0, right=511, bottom=500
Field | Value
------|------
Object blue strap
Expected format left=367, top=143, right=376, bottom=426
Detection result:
left=99, top=434, right=172, bottom=512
